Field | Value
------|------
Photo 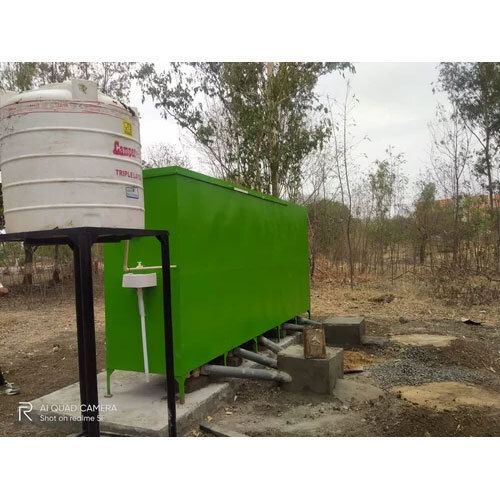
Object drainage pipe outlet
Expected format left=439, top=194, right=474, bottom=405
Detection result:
left=297, top=317, right=323, bottom=327
left=282, top=322, right=304, bottom=331
left=233, top=347, right=277, bottom=369
left=258, top=335, right=282, bottom=353
left=201, top=364, right=291, bottom=383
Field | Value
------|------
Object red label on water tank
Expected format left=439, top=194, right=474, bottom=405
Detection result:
left=113, top=140, right=138, bottom=158
left=115, top=169, right=141, bottom=180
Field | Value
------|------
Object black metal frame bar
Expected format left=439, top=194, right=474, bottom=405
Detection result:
left=0, top=227, right=177, bottom=437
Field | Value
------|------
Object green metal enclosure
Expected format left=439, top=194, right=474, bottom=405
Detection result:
left=103, top=166, right=310, bottom=397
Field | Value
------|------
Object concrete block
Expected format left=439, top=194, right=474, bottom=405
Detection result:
left=324, top=316, right=365, bottom=347
left=277, top=344, right=343, bottom=394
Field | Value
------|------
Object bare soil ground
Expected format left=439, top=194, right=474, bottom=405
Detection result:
left=1, top=277, right=499, bottom=437
left=196, top=279, right=500, bottom=437
left=0, top=291, right=106, bottom=437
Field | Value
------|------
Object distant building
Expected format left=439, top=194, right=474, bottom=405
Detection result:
left=415, top=194, right=500, bottom=226
left=437, top=194, right=500, bottom=213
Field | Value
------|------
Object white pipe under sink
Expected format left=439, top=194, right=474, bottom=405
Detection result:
left=122, top=272, right=158, bottom=382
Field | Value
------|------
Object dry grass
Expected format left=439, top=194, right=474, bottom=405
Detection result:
left=310, top=276, right=500, bottom=327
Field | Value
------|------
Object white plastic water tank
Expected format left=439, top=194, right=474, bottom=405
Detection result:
left=0, top=79, right=144, bottom=232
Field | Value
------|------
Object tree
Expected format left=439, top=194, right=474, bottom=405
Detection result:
left=142, top=142, right=190, bottom=169
left=429, top=104, right=473, bottom=263
left=368, top=148, right=407, bottom=272
left=328, top=82, right=367, bottom=288
left=437, top=62, right=500, bottom=267
left=413, top=181, right=438, bottom=265
left=307, top=199, right=349, bottom=276
left=0, top=62, right=135, bottom=99
left=137, top=62, right=353, bottom=198
left=0, top=62, right=39, bottom=91
left=75, top=62, right=136, bottom=100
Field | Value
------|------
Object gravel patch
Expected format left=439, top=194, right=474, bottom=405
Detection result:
left=369, top=346, right=497, bottom=389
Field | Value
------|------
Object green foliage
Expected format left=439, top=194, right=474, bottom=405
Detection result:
left=369, top=148, right=407, bottom=221
left=437, top=63, right=500, bottom=197
left=462, top=195, right=492, bottom=236
left=413, top=182, right=439, bottom=252
left=0, top=62, right=39, bottom=91
left=369, top=159, right=397, bottom=220
left=438, top=63, right=500, bottom=138
left=417, top=181, right=437, bottom=205
left=137, top=62, right=353, bottom=197
left=0, top=241, right=23, bottom=266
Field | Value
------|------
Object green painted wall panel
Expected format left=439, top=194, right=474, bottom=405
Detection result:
left=104, top=167, right=310, bottom=387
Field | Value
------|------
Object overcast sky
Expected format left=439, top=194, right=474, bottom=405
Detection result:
left=128, top=62, right=446, bottom=190
left=318, top=62, right=442, bottom=181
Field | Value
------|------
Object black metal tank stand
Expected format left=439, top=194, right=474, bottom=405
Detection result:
left=0, top=227, right=177, bottom=437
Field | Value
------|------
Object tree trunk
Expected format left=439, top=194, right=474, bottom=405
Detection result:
left=419, top=241, right=426, bottom=265
left=52, top=245, right=61, bottom=283
left=271, top=167, right=279, bottom=198
left=309, top=250, right=316, bottom=278
left=484, top=133, right=499, bottom=271
left=346, top=215, right=354, bottom=289
left=22, top=244, right=35, bottom=285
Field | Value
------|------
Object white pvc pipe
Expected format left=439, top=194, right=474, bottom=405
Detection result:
left=136, top=288, right=150, bottom=382
left=122, top=240, right=177, bottom=272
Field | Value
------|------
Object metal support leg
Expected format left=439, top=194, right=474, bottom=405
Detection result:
left=0, top=227, right=175, bottom=438
left=175, top=375, right=186, bottom=405
left=72, top=243, right=89, bottom=435
left=105, top=369, right=113, bottom=398
left=72, top=232, right=100, bottom=437
left=157, top=234, right=177, bottom=437
left=253, top=337, right=258, bottom=353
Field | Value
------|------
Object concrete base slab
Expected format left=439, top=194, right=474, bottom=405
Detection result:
left=25, top=333, right=300, bottom=436
left=324, top=316, right=365, bottom=347
left=277, top=344, right=343, bottom=394
left=25, top=370, right=233, bottom=436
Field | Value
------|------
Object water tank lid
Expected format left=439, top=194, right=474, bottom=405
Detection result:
left=0, top=79, right=136, bottom=115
